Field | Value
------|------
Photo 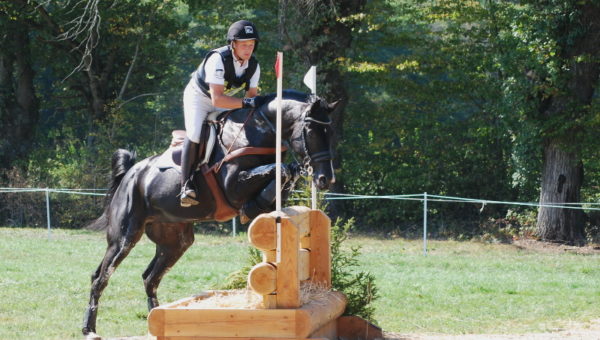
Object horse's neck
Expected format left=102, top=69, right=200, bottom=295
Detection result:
left=263, top=100, right=303, bottom=136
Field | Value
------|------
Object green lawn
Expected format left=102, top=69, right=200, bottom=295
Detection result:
left=1, top=227, right=599, bottom=339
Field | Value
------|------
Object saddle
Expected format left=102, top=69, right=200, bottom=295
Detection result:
left=157, top=123, right=235, bottom=221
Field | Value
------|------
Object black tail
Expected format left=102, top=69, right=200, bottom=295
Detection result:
left=87, top=149, right=137, bottom=231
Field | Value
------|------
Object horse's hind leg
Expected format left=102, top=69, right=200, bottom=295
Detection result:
left=143, top=222, right=194, bottom=310
left=82, top=217, right=146, bottom=335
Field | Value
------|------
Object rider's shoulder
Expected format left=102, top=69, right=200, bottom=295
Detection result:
left=205, top=52, right=225, bottom=69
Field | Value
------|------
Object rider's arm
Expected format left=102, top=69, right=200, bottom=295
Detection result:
left=245, top=87, right=258, bottom=98
left=209, top=83, right=245, bottom=109
left=207, top=58, right=260, bottom=108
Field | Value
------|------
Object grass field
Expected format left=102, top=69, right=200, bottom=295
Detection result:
left=1, top=227, right=599, bottom=339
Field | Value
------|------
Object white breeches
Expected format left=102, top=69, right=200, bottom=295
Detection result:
left=183, top=81, right=225, bottom=143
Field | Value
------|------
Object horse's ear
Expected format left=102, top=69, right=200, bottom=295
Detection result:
left=327, top=100, right=341, bottom=114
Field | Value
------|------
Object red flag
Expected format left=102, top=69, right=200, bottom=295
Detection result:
left=274, top=52, right=282, bottom=79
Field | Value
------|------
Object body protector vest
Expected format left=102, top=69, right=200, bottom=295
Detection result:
left=194, top=45, right=258, bottom=98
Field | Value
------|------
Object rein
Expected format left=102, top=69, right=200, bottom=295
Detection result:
left=212, top=108, right=287, bottom=174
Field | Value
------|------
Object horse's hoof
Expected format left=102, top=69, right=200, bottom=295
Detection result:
left=240, top=213, right=250, bottom=224
left=85, top=332, right=102, bottom=340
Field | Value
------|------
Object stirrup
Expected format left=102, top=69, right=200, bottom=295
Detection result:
left=180, top=192, right=199, bottom=207
left=179, top=183, right=199, bottom=207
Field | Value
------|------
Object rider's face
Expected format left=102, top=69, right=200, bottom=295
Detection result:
left=232, top=40, right=255, bottom=62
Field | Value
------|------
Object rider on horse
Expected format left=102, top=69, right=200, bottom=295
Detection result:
left=181, top=19, right=267, bottom=207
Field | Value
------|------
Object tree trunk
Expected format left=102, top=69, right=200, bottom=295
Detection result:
left=536, top=141, right=585, bottom=244
left=0, top=20, right=39, bottom=169
left=534, top=2, right=600, bottom=244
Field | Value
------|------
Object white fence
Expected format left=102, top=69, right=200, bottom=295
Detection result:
left=1, top=187, right=599, bottom=254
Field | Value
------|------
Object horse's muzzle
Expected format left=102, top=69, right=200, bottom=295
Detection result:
left=316, top=174, right=334, bottom=190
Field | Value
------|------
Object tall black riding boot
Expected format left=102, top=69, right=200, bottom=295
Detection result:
left=180, top=137, right=200, bottom=207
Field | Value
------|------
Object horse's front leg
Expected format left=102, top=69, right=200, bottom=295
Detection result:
left=236, top=162, right=301, bottom=223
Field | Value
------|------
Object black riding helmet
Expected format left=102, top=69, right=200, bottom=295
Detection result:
left=227, top=20, right=259, bottom=49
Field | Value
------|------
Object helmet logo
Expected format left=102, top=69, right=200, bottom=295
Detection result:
left=244, top=26, right=254, bottom=34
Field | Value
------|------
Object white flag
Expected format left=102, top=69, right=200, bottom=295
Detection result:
left=303, top=66, right=317, bottom=94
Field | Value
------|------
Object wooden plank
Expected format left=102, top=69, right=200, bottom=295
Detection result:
left=276, top=217, right=300, bottom=308
left=148, top=292, right=346, bottom=339
left=157, top=309, right=298, bottom=337
left=298, top=248, right=310, bottom=281
left=262, top=293, right=277, bottom=309
left=309, top=210, right=331, bottom=288
left=282, top=206, right=311, bottom=236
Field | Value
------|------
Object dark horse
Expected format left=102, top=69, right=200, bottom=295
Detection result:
left=82, top=90, right=338, bottom=336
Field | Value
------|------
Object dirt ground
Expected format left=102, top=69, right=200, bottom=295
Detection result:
left=385, top=318, right=600, bottom=339
left=511, top=238, right=600, bottom=255
left=107, top=321, right=600, bottom=340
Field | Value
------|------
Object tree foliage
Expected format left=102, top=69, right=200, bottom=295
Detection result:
left=0, top=0, right=599, bottom=242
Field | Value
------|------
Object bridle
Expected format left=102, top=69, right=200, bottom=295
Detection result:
left=256, top=105, right=332, bottom=176
left=299, top=114, right=332, bottom=176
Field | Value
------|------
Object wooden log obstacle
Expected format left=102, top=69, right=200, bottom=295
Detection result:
left=148, top=206, right=382, bottom=340
left=247, top=206, right=332, bottom=308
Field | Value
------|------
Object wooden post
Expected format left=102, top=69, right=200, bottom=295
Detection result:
left=310, top=210, right=331, bottom=288
left=276, top=217, right=300, bottom=308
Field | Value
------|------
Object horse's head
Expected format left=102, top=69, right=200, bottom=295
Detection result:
left=292, top=97, right=340, bottom=190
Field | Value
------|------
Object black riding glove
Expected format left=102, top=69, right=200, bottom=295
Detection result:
left=242, top=96, right=267, bottom=109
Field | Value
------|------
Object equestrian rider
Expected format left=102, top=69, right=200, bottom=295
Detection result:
left=180, top=20, right=267, bottom=207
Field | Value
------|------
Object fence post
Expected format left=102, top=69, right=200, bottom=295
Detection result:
left=45, top=188, right=52, bottom=239
left=423, top=192, right=427, bottom=255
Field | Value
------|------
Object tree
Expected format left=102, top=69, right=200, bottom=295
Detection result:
left=277, top=0, right=367, bottom=201
left=336, top=0, right=520, bottom=231
left=513, top=1, right=600, bottom=244
left=1, top=0, right=192, bottom=227
left=1, top=0, right=189, bottom=172
left=0, top=1, right=40, bottom=169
